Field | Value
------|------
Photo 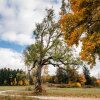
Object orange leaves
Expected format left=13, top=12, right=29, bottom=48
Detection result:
left=80, top=33, right=100, bottom=66
left=60, top=12, right=82, bottom=35
left=66, top=28, right=83, bottom=46
left=60, top=11, right=84, bottom=46
left=60, top=0, right=100, bottom=67
left=70, top=0, right=87, bottom=12
left=81, top=41, right=95, bottom=61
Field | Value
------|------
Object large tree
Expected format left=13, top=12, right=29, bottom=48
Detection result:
left=60, top=0, right=100, bottom=68
left=24, top=8, right=82, bottom=93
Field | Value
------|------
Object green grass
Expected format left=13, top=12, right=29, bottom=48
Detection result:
left=0, top=86, right=100, bottom=98
left=0, top=86, right=31, bottom=91
left=0, top=95, right=39, bottom=100
left=45, top=87, right=100, bottom=98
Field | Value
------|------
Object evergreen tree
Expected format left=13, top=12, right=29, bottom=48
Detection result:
left=56, top=68, right=67, bottom=84
left=83, top=65, right=92, bottom=85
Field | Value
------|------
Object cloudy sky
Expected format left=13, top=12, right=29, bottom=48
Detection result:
left=0, top=0, right=99, bottom=77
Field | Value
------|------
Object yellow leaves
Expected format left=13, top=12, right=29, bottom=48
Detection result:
left=60, top=0, right=100, bottom=66
left=60, top=11, right=85, bottom=46
left=70, top=0, right=79, bottom=12
left=80, top=32, right=100, bottom=66
left=60, top=12, right=82, bottom=35
left=66, top=27, right=83, bottom=46
left=70, top=0, right=88, bottom=12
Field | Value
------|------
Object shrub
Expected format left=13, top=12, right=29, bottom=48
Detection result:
left=96, top=79, right=100, bottom=87
left=18, top=80, right=23, bottom=86
left=66, top=82, right=81, bottom=88
left=77, top=74, right=86, bottom=86
left=23, top=79, right=29, bottom=86
left=74, top=82, right=81, bottom=88
left=69, top=82, right=81, bottom=88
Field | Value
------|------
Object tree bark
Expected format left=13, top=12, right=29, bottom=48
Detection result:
left=34, top=65, right=42, bottom=94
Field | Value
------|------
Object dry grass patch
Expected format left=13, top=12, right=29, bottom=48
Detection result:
left=0, top=95, right=39, bottom=100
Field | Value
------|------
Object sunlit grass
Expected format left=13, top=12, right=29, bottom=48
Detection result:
left=0, top=86, right=28, bottom=91
left=46, top=87, right=100, bottom=98
left=0, top=95, right=39, bottom=100
left=0, top=85, right=100, bottom=98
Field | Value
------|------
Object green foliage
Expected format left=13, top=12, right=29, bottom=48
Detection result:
left=0, top=68, right=33, bottom=86
left=3, top=80, right=8, bottom=86
left=55, top=68, right=67, bottom=84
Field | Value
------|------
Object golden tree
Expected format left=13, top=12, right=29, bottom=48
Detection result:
left=60, top=0, right=100, bottom=68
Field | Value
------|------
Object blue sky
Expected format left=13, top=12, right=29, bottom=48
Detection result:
left=0, top=0, right=99, bottom=76
left=0, top=0, right=61, bottom=53
left=0, top=0, right=61, bottom=73
left=0, top=40, right=26, bottom=52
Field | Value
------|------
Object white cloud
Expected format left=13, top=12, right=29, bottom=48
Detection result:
left=0, top=0, right=61, bottom=45
left=1, top=32, right=34, bottom=45
left=0, top=48, right=25, bottom=70
left=0, top=0, right=62, bottom=71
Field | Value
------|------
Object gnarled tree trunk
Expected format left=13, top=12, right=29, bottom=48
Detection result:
left=34, top=65, right=42, bottom=94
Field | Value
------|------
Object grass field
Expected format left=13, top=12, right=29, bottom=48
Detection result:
left=0, top=95, right=39, bottom=100
left=45, top=87, right=100, bottom=98
left=0, top=86, right=27, bottom=91
left=0, top=85, right=100, bottom=98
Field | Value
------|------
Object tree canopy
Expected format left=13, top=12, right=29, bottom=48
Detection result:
left=60, top=0, right=100, bottom=67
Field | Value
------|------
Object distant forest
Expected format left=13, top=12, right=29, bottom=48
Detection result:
left=0, top=68, right=31, bottom=86
left=0, top=67, right=100, bottom=88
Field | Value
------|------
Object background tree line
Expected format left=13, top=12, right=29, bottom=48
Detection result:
left=0, top=66, right=100, bottom=88
left=0, top=68, right=33, bottom=86
left=42, top=65, right=100, bottom=88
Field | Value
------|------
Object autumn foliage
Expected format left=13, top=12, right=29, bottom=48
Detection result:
left=60, top=0, right=100, bottom=67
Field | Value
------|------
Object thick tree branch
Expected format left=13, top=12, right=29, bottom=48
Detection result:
left=44, top=61, right=68, bottom=72
left=58, top=58, right=80, bottom=66
left=30, top=60, right=37, bottom=71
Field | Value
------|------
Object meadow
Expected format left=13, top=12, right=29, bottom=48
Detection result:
left=0, top=85, right=100, bottom=99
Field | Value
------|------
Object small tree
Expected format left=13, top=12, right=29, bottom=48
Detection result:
left=13, top=78, right=17, bottom=86
left=66, top=66, right=79, bottom=83
left=56, top=68, right=67, bottom=84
